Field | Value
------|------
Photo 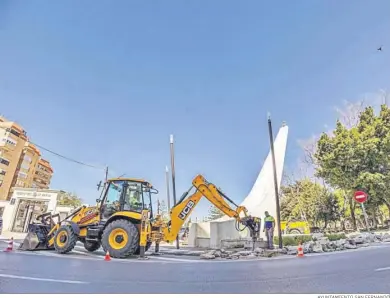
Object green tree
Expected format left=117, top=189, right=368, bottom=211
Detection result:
left=315, top=105, right=390, bottom=229
left=316, top=191, right=341, bottom=228
left=207, top=205, right=225, bottom=221
left=57, top=192, right=83, bottom=207
left=280, top=179, right=340, bottom=228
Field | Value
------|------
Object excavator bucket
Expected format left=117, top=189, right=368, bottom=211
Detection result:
left=19, top=224, right=54, bottom=251
left=19, top=211, right=60, bottom=251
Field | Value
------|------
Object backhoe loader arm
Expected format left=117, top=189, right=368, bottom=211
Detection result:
left=163, top=174, right=259, bottom=243
left=193, top=174, right=249, bottom=219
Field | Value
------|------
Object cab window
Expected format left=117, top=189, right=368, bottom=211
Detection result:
left=123, top=183, right=143, bottom=213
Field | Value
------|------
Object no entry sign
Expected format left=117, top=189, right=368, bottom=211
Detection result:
left=354, top=191, right=368, bottom=204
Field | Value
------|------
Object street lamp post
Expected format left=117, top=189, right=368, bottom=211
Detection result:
left=267, top=114, right=283, bottom=249
left=170, top=134, right=180, bottom=249
left=165, top=166, right=171, bottom=214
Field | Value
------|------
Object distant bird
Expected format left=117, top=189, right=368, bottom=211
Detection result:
left=377, top=46, right=383, bottom=51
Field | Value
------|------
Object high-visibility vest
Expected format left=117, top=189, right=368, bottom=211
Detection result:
left=264, top=216, right=275, bottom=229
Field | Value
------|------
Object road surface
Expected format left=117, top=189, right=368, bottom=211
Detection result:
left=0, top=240, right=390, bottom=294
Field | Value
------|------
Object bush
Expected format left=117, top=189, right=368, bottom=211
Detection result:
left=325, top=233, right=346, bottom=241
left=273, top=235, right=313, bottom=246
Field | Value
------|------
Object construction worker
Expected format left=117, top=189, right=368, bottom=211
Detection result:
left=263, top=211, right=275, bottom=249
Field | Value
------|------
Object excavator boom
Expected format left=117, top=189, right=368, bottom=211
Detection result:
left=163, top=174, right=261, bottom=244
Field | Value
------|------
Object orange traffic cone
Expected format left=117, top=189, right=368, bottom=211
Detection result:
left=104, top=251, right=111, bottom=261
left=297, top=242, right=304, bottom=257
left=4, top=237, right=13, bottom=252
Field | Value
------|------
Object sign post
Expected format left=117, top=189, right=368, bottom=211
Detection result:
left=353, top=190, right=369, bottom=231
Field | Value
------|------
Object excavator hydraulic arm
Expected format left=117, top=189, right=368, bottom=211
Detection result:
left=162, top=174, right=261, bottom=244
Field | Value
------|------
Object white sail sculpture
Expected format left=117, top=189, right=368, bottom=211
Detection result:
left=213, top=123, right=289, bottom=239
left=239, top=122, right=288, bottom=238
left=188, top=122, right=289, bottom=248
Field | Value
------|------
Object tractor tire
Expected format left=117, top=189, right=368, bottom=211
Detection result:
left=84, top=241, right=101, bottom=252
left=101, top=219, right=139, bottom=258
left=135, top=241, right=152, bottom=255
left=54, top=225, right=78, bottom=254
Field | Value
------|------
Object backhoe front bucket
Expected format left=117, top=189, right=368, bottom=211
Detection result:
left=19, top=224, right=54, bottom=251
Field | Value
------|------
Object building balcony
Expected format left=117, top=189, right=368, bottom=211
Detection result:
left=38, top=159, right=53, bottom=174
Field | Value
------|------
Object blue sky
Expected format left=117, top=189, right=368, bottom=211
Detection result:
left=1, top=1, right=389, bottom=219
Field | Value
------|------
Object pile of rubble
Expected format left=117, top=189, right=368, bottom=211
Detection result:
left=283, top=232, right=390, bottom=255
left=199, top=232, right=390, bottom=260
left=200, top=247, right=280, bottom=260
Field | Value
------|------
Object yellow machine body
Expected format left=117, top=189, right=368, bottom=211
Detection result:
left=20, top=174, right=261, bottom=259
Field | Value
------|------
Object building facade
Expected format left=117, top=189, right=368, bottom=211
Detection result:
left=0, top=188, right=74, bottom=234
left=33, top=159, right=53, bottom=189
left=0, top=117, right=53, bottom=200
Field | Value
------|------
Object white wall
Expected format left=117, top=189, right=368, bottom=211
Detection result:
left=188, top=222, right=211, bottom=247
left=0, top=200, right=11, bottom=231
left=210, top=220, right=236, bottom=248
left=0, top=200, right=9, bottom=209
left=196, top=237, right=211, bottom=248
left=209, top=220, right=251, bottom=248
left=188, top=220, right=252, bottom=249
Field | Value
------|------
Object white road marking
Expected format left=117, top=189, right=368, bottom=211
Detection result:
left=10, top=250, right=103, bottom=262
left=0, top=273, right=88, bottom=284
left=1, top=249, right=197, bottom=264
left=35, top=250, right=104, bottom=261
left=148, top=256, right=199, bottom=263
left=71, top=250, right=97, bottom=256
left=375, top=267, right=390, bottom=272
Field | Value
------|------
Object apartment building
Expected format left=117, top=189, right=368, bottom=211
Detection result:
left=32, top=158, right=53, bottom=189
left=0, top=117, right=28, bottom=200
left=0, top=116, right=53, bottom=200
left=14, top=142, right=41, bottom=188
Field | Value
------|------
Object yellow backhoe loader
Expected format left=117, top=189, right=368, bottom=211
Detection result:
left=19, top=174, right=261, bottom=259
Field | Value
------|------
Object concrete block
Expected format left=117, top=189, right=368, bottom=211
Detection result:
left=196, top=237, right=210, bottom=248
left=188, top=222, right=211, bottom=247
left=244, top=239, right=267, bottom=250
left=220, top=239, right=245, bottom=249
left=210, top=220, right=242, bottom=249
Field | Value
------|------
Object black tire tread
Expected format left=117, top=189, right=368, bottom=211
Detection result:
left=84, top=241, right=101, bottom=252
left=101, top=219, right=139, bottom=258
left=54, top=225, right=78, bottom=254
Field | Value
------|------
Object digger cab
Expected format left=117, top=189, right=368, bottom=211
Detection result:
left=98, top=178, right=158, bottom=222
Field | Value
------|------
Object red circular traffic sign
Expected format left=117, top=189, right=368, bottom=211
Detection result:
left=354, top=191, right=368, bottom=203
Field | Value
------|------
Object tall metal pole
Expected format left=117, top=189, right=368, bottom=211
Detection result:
left=105, top=166, right=109, bottom=182
left=165, top=166, right=171, bottom=214
left=361, top=203, right=370, bottom=232
left=170, top=134, right=179, bottom=249
left=268, top=114, right=283, bottom=249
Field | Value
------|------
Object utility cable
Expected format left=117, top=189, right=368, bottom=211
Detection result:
left=29, top=141, right=106, bottom=170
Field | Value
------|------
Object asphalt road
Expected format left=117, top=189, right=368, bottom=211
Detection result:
left=1, top=240, right=390, bottom=294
